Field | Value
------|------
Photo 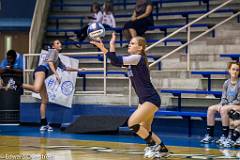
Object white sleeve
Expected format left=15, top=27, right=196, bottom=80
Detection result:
left=123, top=55, right=141, bottom=65
left=47, top=49, right=58, bottom=62
left=95, top=11, right=103, bottom=23
left=111, top=14, right=116, bottom=28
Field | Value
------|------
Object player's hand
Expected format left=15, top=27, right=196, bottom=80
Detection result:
left=110, top=32, right=116, bottom=45
left=90, top=39, right=108, bottom=54
left=55, top=73, right=61, bottom=84
left=90, top=39, right=104, bottom=49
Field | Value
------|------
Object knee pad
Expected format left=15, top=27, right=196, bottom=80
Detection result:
left=229, top=109, right=240, bottom=120
left=145, top=131, right=152, bottom=141
left=129, top=124, right=140, bottom=133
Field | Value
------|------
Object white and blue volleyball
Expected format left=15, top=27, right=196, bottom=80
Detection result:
left=87, top=22, right=105, bottom=40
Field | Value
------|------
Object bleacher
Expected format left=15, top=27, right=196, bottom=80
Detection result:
left=220, top=53, right=240, bottom=62
left=128, top=109, right=207, bottom=136
left=37, top=0, right=240, bottom=135
left=46, top=1, right=240, bottom=51
left=45, top=0, right=240, bottom=103
left=51, top=0, right=210, bottom=11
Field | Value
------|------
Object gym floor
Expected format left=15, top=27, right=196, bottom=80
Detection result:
left=0, top=125, right=239, bottom=160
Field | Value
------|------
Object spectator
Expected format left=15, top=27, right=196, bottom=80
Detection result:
left=0, top=50, right=23, bottom=90
left=72, top=2, right=103, bottom=46
left=123, top=0, right=154, bottom=42
left=0, top=49, right=23, bottom=72
left=102, top=0, right=116, bottom=29
left=200, top=62, right=240, bottom=145
left=220, top=109, right=240, bottom=147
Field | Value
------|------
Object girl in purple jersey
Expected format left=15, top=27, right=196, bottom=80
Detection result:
left=91, top=33, right=168, bottom=159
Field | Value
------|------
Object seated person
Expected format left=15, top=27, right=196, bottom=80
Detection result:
left=102, top=1, right=116, bottom=29
left=72, top=2, right=103, bottom=47
left=220, top=109, right=240, bottom=148
left=123, top=0, right=154, bottom=42
left=0, top=50, right=23, bottom=90
left=200, top=62, right=240, bottom=145
left=0, top=49, right=23, bottom=72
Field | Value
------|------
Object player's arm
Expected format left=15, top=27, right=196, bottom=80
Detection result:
left=90, top=33, right=122, bottom=66
left=107, top=54, right=141, bottom=67
left=48, top=61, right=61, bottom=84
left=90, top=39, right=108, bottom=54
left=108, top=32, right=141, bottom=66
left=230, top=84, right=240, bottom=105
left=90, top=32, right=116, bottom=54
left=91, top=33, right=141, bottom=66
left=109, top=32, right=116, bottom=52
left=58, top=59, right=84, bottom=72
left=220, top=80, right=229, bottom=106
left=47, top=50, right=61, bottom=83
left=48, top=62, right=57, bottom=75
left=65, top=67, right=85, bottom=72
left=65, top=67, right=78, bottom=72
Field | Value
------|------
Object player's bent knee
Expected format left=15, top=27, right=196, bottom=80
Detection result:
left=208, top=106, right=216, bottom=113
left=129, top=124, right=140, bottom=133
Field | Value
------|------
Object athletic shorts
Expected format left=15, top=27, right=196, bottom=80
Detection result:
left=33, top=65, right=49, bottom=79
left=139, top=94, right=161, bottom=108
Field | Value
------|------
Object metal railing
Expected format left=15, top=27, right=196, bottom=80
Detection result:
left=147, top=0, right=239, bottom=71
left=23, top=51, right=132, bottom=106
left=26, top=0, right=239, bottom=107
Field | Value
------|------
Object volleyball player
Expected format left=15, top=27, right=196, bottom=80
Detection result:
left=91, top=33, right=169, bottom=158
left=22, top=39, right=82, bottom=132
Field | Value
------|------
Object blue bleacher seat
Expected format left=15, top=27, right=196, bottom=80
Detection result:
left=160, top=89, right=222, bottom=111
left=57, top=38, right=186, bottom=47
left=220, top=53, right=240, bottom=62
left=46, top=23, right=213, bottom=50
left=51, top=0, right=209, bottom=15
left=148, top=24, right=214, bottom=37
left=129, top=109, right=207, bottom=136
left=50, top=9, right=236, bottom=21
left=48, top=8, right=238, bottom=32
left=191, top=71, right=228, bottom=91
left=114, top=9, right=237, bottom=23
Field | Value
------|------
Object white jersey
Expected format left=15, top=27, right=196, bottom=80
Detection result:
left=38, top=49, right=66, bottom=75
left=39, top=49, right=59, bottom=66
left=102, top=12, right=116, bottom=28
left=89, top=11, right=103, bottom=24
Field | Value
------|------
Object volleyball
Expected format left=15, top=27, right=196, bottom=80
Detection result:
left=87, top=22, right=105, bottom=40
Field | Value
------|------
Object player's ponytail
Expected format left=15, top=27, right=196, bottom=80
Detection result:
left=135, top=37, right=149, bottom=71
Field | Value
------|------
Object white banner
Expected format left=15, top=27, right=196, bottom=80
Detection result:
left=32, top=50, right=78, bottom=108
